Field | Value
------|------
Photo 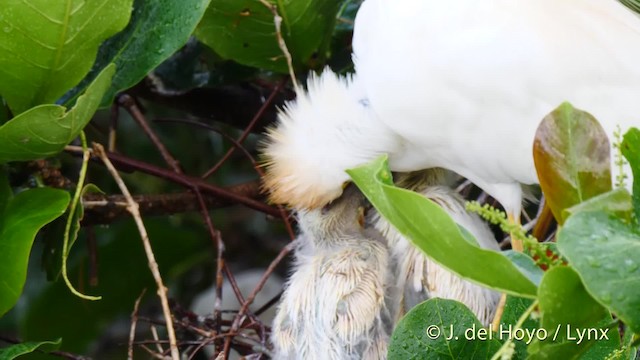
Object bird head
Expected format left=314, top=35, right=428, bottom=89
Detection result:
left=261, top=70, right=400, bottom=209
left=296, top=184, right=368, bottom=241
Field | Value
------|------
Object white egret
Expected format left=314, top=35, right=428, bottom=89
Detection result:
left=262, top=0, right=639, bottom=233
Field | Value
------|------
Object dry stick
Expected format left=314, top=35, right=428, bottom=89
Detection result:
left=193, top=189, right=225, bottom=352
left=92, top=143, right=180, bottom=360
left=139, top=345, right=168, bottom=360
left=128, top=289, right=147, bottom=360
left=257, top=0, right=299, bottom=93
left=149, top=325, right=165, bottom=355
left=201, top=79, right=286, bottom=179
left=119, top=94, right=183, bottom=174
left=222, top=242, right=295, bottom=357
left=108, top=101, right=119, bottom=152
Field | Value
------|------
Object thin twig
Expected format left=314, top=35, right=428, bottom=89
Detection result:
left=128, top=289, right=147, bottom=360
left=61, top=131, right=101, bottom=300
left=150, top=325, right=166, bottom=355
left=257, top=0, right=300, bottom=93
left=223, top=242, right=295, bottom=357
left=108, top=101, right=119, bottom=152
left=154, top=118, right=296, bottom=240
left=119, top=94, right=183, bottom=174
left=92, top=143, right=179, bottom=360
left=139, top=344, right=168, bottom=360
left=201, top=78, right=286, bottom=178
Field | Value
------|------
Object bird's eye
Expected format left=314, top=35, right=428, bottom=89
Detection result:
left=321, top=203, right=333, bottom=215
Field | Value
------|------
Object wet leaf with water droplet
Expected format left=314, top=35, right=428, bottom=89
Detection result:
left=530, top=266, right=619, bottom=359
left=0, top=0, right=132, bottom=114
left=61, top=0, right=211, bottom=107
left=388, top=298, right=501, bottom=360
left=557, top=211, right=640, bottom=334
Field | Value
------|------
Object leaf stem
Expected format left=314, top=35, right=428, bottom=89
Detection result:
left=490, top=300, right=538, bottom=360
left=61, top=130, right=101, bottom=300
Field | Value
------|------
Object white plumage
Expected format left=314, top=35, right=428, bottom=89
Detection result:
left=263, top=0, right=640, bottom=215
left=271, top=186, right=391, bottom=360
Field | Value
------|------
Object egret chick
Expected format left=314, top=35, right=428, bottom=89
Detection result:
left=371, top=170, right=500, bottom=325
left=271, top=185, right=391, bottom=360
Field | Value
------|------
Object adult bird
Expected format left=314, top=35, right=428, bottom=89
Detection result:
left=262, top=0, right=640, bottom=231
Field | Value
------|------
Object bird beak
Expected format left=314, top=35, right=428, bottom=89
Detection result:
left=357, top=206, right=366, bottom=228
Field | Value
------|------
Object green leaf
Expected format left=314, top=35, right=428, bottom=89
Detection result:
left=0, top=338, right=61, bottom=359
left=538, top=267, right=606, bottom=338
left=0, top=0, right=132, bottom=114
left=563, top=188, right=633, bottom=222
left=557, top=211, right=640, bottom=334
left=388, top=298, right=501, bottom=360
left=621, top=127, right=640, bottom=221
left=0, top=188, right=70, bottom=316
left=499, top=296, right=537, bottom=359
left=62, top=0, right=211, bottom=107
left=529, top=266, right=611, bottom=359
left=195, top=0, right=343, bottom=73
left=533, top=102, right=612, bottom=225
left=348, top=156, right=538, bottom=298
left=620, top=0, right=640, bottom=13
left=503, top=251, right=544, bottom=286
left=0, top=64, right=115, bottom=164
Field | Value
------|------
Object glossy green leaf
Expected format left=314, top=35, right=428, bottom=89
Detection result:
left=557, top=211, right=640, bottom=334
left=0, top=0, right=131, bottom=114
left=0, top=64, right=115, bottom=164
left=0, top=188, right=70, bottom=316
left=533, top=102, right=612, bottom=225
left=195, top=0, right=343, bottom=73
left=499, top=296, right=537, bottom=359
left=621, top=127, right=640, bottom=221
left=62, top=0, right=211, bottom=107
left=563, top=188, right=633, bottom=222
left=538, top=267, right=607, bottom=338
left=529, top=266, right=612, bottom=359
left=348, top=156, right=537, bottom=298
left=0, top=338, right=61, bottom=359
left=388, top=298, right=501, bottom=360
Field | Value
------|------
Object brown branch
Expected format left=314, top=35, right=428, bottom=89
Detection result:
left=119, top=94, right=183, bottom=174
left=222, top=242, right=295, bottom=357
left=81, top=181, right=263, bottom=225
left=64, top=146, right=280, bottom=217
left=202, top=78, right=286, bottom=179
left=128, top=80, right=292, bottom=132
